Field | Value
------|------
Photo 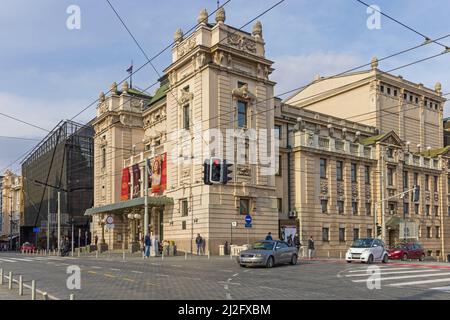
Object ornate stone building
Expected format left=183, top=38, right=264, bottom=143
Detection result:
left=0, top=170, right=23, bottom=249
left=86, top=7, right=449, bottom=257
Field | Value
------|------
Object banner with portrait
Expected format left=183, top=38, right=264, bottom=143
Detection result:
left=151, top=153, right=167, bottom=194
left=121, top=167, right=130, bottom=201
left=132, top=164, right=141, bottom=199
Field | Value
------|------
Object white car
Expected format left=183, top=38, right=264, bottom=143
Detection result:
left=346, top=238, right=389, bottom=264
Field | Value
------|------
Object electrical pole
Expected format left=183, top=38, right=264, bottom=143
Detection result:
left=57, top=191, right=61, bottom=255
left=9, top=196, right=12, bottom=251
left=144, top=160, right=149, bottom=240
left=47, top=186, right=50, bottom=253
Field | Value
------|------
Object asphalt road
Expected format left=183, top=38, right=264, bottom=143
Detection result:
left=0, top=252, right=450, bottom=300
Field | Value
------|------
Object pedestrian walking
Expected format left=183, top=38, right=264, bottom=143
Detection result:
left=308, top=236, right=315, bottom=259
left=144, top=234, right=151, bottom=258
left=287, top=234, right=293, bottom=247
left=94, top=235, right=98, bottom=246
left=195, top=234, right=203, bottom=255
left=265, top=232, right=273, bottom=241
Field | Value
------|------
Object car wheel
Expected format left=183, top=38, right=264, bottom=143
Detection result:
left=347, top=260, right=352, bottom=263
left=402, top=253, right=408, bottom=261
left=382, top=254, right=389, bottom=264
left=240, top=264, right=247, bottom=268
left=419, top=254, right=425, bottom=262
left=290, top=254, right=298, bottom=265
left=266, top=256, right=274, bottom=268
left=367, top=254, right=374, bottom=264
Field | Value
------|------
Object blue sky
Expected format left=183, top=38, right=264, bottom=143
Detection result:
left=0, top=0, right=449, bottom=171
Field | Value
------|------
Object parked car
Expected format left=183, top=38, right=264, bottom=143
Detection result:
left=346, top=238, right=389, bottom=264
left=20, top=242, right=36, bottom=253
left=237, top=240, right=298, bottom=268
left=388, top=243, right=425, bottom=261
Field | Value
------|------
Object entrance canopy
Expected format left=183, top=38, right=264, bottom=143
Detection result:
left=84, top=196, right=174, bottom=216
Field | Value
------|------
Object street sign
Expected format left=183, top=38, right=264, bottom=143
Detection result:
left=106, top=216, right=114, bottom=225
left=245, top=215, right=252, bottom=228
left=105, top=224, right=115, bottom=230
left=33, top=227, right=40, bottom=233
left=231, top=221, right=237, bottom=227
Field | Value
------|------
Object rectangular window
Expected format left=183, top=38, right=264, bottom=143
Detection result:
left=434, top=206, right=439, bottom=217
left=101, top=147, right=106, bottom=169
left=415, top=204, right=420, bottom=215
left=394, top=89, right=398, bottom=97
left=276, top=155, right=282, bottom=176
left=320, top=159, right=327, bottom=179
left=275, top=125, right=282, bottom=142
left=237, top=101, right=248, bottom=128
left=352, top=202, right=358, bottom=215
left=434, top=176, right=438, bottom=192
left=182, top=221, right=187, bottom=230
left=387, top=167, right=394, bottom=187
left=336, top=161, right=343, bottom=181
left=321, top=200, right=328, bottom=214
left=387, top=87, right=391, bottom=95
left=403, top=171, right=409, bottom=190
left=366, top=202, right=371, bottom=216
left=426, top=205, right=430, bottom=216
left=322, top=228, right=330, bottom=242
left=181, top=199, right=189, bottom=217
left=365, top=166, right=370, bottom=184
left=337, top=201, right=344, bottom=214
left=183, top=105, right=190, bottom=130
left=388, top=202, right=396, bottom=215
left=240, top=198, right=250, bottom=216
left=414, top=173, right=419, bottom=186
left=448, top=177, right=450, bottom=192
left=339, top=228, right=345, bottom=242
left=425, top=175, right=430, bottom=191
left=277, top=198, right=282, bottom=214
left=351, top=163, right=357, bottom=183
left=367, top=229, right=373, bottom=238
left=436, top=226, right=441, bottom=239
left=353, top=228, right=360, bottom=241
left=427, top=227, right=432, bottom=238
left=380, top=85, right=384, bottom=93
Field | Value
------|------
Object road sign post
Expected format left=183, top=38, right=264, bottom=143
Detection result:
left=244, top=215, right=252, bottom=245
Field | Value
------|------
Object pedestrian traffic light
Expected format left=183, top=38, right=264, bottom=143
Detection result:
left=203, top=160, right=212, bottom=185
left=376, top=224, right=382, bottom=237
left=222, top=160, right=233, bottom=185
left=412, top=185, right=420, bottom=202
left=210, top=158, right=222, bottom=184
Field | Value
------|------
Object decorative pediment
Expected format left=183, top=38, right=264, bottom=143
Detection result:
left=232, top=84, right=255, bottom=102
left=360, top=130, right=403, bottom=147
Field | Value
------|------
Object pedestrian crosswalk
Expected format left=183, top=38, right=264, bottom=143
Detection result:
left=343, top=265, right=450, bottom=292
left=0, top=256, right=76, bottom=263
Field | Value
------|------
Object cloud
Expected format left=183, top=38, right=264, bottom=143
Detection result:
left=271, top=52, right=365, bottom=97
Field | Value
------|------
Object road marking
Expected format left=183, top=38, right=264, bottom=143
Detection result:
left=131, top=271, right=143, bottom=274
left=224, top=285, right=229, bottom=290
left=171, top=265, right=182, bottom=268
left=88, top=271, right=98, bottom=275
left=389, top=277, right=450, bottom=287
left=104, top=273, right=117, bottom=278
left=157, top=274, right=169, bottom=277
left=430, top=286, right=450, bottom=293
left=353, top=272, right=450, bottom=283
left=348, top=267, right=415, bottom=273
left=220, top=270, right=233, bottom=273
left=233, top=273, right=239, bottom=277
left=0, top=258, right=17, bottom=262
left=92, top=266, right=102, bottom=269
left=218, top=281, right=241, bottom=286
left=226, top=293, right=232, bottom=300
left=110, top=268, right=121, bottom=271
left=346, top=269, right=440, bottom=277
left=9, top=258, right=34, bottom=262
left=123, top=278, right=135, bottom=282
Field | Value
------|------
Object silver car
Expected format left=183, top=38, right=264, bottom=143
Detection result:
left=238, top=240, right=299, bottom=268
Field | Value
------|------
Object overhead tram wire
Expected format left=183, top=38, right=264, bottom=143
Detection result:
left=355, top=0, right=450, bottom=50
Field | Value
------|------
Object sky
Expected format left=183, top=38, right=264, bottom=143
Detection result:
left=0, top=0, right=449, bottom=171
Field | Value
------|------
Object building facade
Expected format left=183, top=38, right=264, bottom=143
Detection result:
left=0, top=170, right=23, bottom=249
left=22, top=120, right=94, bottom=248
left=86, top=7, right=449, bottom=257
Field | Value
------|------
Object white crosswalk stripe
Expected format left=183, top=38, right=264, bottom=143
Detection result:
left=0, top=258, right=17, bottom=262
left=0, top=256, right=78, bottom=263
left=344, top=265, right=450, bottom=291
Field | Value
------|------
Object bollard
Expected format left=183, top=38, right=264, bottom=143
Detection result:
left=340, top=252, right=342, bottom=260
left=162, top=252, right=164, bottom=260
left=31, top=280, right=36, bottom=300
left=0, top=268, right=3, bottom=285
left=208, top=251, right=211, bottom=260
left=8, top=272, right=12, bottom=290
left=96, top=251, right=98, bottom=259
left=42, top=292, right=48, bottom=300
left=70, top=293, right=75, bottom=300
left=78, top=248, right=80, bottom=258
left=185, top=252, right=187, bottom=260
left=19, top=276, right=23, bottom=296
left=230, top=253, right=233, bottom=260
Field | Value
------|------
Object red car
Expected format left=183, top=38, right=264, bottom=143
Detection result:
left=388, top=243, right=425, bottom=261
left=20, top=242, right=36, bottom=253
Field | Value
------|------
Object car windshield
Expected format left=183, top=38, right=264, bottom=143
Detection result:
left=252, top=242, right=274, bottom=250
left=351, top=239, right=373, bottom=248
left=393, top=244, right=405, bottom=249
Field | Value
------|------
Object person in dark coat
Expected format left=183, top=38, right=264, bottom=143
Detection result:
left=144, top=234, right=151, bottom=258
left=294, top=234, right=301, bottom=251
left=195, top=234, right=203, bottom=255
left=265, top=232, right=273, bottom=241
left=308, top=236, right=315, bottom=259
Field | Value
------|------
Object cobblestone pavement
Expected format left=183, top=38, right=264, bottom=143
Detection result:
left=1, top=252, right=450, bottom=300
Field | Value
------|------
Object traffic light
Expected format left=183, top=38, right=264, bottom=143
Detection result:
left=222, top=160, right=233, bottom=185
left=412, top=185, right=420, bottom=202
left=203, top=160, right=212, bottom=185
left=376, top=224, right=382, bottom=237
left=210, top=158, right=222, bottom=184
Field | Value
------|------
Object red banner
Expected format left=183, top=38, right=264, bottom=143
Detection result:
left=151, top=153, right=167, bottom=194
left=121, top=167, right=130, bottom=201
